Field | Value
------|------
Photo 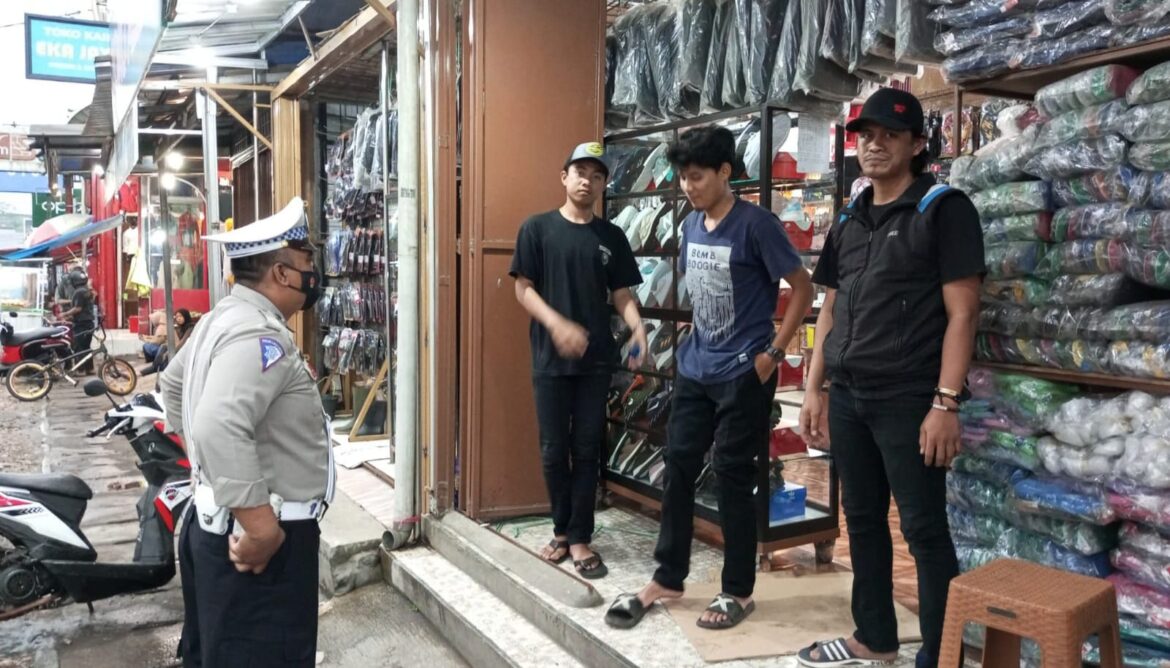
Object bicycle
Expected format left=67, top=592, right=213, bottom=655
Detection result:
left=5, top=320, right=138, bottom=401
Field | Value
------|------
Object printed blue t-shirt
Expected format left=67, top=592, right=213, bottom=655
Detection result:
left=678, top=198, right=803, bottom=383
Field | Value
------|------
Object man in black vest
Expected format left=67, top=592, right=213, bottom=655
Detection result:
left=797, top=89, right=984, bottom=668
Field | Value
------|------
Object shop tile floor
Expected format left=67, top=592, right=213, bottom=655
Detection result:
left=497, top=507, right=924, bottom=667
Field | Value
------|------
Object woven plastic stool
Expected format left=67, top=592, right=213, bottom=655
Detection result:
left=938, top=559, right=1121, bottom=667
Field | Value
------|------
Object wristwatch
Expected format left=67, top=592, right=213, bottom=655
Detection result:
left=764, top=345, right=784, bottom=361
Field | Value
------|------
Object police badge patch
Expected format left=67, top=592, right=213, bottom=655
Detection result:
left=259, top=337, right=285, bottom=372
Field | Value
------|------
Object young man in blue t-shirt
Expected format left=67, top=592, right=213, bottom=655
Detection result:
left=606, top=126, right=814, bottom=630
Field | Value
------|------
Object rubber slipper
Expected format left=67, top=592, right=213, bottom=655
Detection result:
left=696, top=593, right=755, bottom=630
left=540, top=539, right=570, bottom=565
left=796, top=638, right=896, bottom=667
left=573, top=552, right=608, bottom=580
left=605, top=593, right=648, bottom=629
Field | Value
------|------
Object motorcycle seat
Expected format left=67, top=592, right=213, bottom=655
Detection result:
left=0, top=472, right=93, bottom=500
left=5, top=326, right=68, bottom=346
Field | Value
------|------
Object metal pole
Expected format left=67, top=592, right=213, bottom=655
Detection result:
left=252, top=69, right=261, bottom=224
left=159, top=177, right=177, bottom=354
left=202, top=66, right=224, bottom=307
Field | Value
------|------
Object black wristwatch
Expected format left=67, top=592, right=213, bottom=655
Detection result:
left=765, top=345, right=784, bottom=361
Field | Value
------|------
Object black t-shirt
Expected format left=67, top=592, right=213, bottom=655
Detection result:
left=509, top=210, right=642, bottom=376
left=71, top=288, right=95, bottom=326
left=812, top=195, right=984, bottom=290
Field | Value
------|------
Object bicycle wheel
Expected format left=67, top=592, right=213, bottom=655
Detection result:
left=5, top=361, right=52, bottom=401
left=100, top=358, right=137, bottom=396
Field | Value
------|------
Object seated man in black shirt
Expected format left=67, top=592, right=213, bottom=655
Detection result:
left=798, top=89, right=984, bottom=668
left=509, top=142, right=646, bottom=580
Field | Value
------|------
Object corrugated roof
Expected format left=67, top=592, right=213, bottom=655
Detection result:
left=159, top=0, right=311, bottom=56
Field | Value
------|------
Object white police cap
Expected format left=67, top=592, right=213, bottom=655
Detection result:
left=204, top=197, right=314, bottom=259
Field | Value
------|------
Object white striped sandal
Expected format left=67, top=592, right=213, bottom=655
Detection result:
left=797, top=638, right=896, bottom=667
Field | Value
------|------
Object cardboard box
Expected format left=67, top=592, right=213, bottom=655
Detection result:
left=770, top=483, right=807, bottom=523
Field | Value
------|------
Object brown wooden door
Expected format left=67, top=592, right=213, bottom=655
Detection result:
left=459, top=0, right=607, bottom=519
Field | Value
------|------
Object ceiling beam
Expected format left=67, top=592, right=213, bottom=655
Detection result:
left=142, top=81, right=275, bottom=93
left=203, top=86, right=273, bottom=151
left=152, top=54, right=269, bottom=70
left=271, top=0, right=397, bottom=100
left=364, top=0, right=398, bottom=30
left=256, top=1, right=312, bottom=50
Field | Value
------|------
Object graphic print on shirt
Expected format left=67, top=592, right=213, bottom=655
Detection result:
left=686, top=242, right=734, bottom=342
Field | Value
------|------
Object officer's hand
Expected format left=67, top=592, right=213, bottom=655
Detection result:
left=920, top=406, right=961, bottom=468
left=229, top=526, right=286, bottom=574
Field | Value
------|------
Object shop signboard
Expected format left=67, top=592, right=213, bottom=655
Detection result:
left=24, top=14, right=111, bottom=84
left=109, top=0, right=163, bottom=135
left=104, top=105, right=138, bottom=204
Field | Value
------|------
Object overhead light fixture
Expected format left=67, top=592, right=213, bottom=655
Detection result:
left=92, top=165, right=104, bottom=177
left=165, top=152, right=185, bottom=170
left=160, top=173, right=177, bottom=191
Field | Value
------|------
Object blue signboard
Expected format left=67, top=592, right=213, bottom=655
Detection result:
left=24, top=14, right=112, bottom=84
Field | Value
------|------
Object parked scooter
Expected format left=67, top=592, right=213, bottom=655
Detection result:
left=0, top=311, right=71, bottom=377
left=0, top=379, right=190, bottom=620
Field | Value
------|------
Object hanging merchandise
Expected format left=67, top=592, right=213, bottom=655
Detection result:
left=794, top=0, right=863, bottom=102
left=1030, top=0, right=1108, bottom=39
left=736, top=0, right=788, bottom=106
left=1024, top=135, right=1128, bottom=181
left=1132, top=141, right=1170, bottom=172
left=1035, top=64, right=1141, bottom=118
left=934, top=18, right=1031, bottom=57
left=894, top=0, right=942, bottom=64
left=1129, top=62, right=1170, bottom=106
left=1033, top=100, right=1129, bottom=152
left=721, top=3, right=748, bottom=109
left=971, top=181, right=1051, bottom=218
left=860, top=0, right=896, bottom=58
left=647, top=3, right=683, bottom=120
left=675, top=0, right=718, bottom=116
left=700, top=0, right=734, bottom=112
left=1052, top=166, right=1143, bottom=207
left=1120, top=101, right=1170, bottom=143
left=1043, top=203, right=1130, bottom=242
left=767, top=0, right=849, bottom=116
left=1105, top=0, right=1170, bottom=25
left=1010, top=24, right=1117, bottom=71
left=820, top=0, right=856, bottom=68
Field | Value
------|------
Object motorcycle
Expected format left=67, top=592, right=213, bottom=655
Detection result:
left=0, top=379, right=191, bottom=620
left=0, top=311, right=72, bottom=378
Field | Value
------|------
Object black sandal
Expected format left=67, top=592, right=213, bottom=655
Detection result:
left=696, top=593, right=755, bottom=630
left=573, top=552, right=608, bottom=580
left=540, top=539, right=570, bottom=564
left=605, top=593, right=648, bottom=629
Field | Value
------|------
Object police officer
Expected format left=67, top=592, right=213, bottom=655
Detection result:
left=160, top=197, right=334, bottom=668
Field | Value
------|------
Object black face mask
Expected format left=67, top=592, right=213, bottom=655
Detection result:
left=281, top=264, right=323, bottom=311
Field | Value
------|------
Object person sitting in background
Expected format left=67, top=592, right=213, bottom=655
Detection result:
left=140, top=310, right=167, bottom=362
left=141, top=309, right=195, bottom=376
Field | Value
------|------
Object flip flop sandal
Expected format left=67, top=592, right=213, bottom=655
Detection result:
left=796, top=638, right=895, bottom=667
left=696, top=593, right=756, bottom=630
left=605, top=593, right=649, bottom=629
left=574, top=552, right=608, bottom=580
left=540, top=539, right=570, bottom=565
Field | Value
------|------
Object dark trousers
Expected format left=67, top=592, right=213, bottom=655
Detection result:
left=829, top=385, right=959, bottom=668
left=653, top=369, right=776, bottom=598
left=532, top=373, right=610, bottom=545
left=178, top=507, right=321, bottom=668
left=72, top=326, right=94, bottom=374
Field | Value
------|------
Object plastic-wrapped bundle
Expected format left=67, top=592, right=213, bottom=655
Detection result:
left=934, top=18, right=1031, bottom=56
left=1120, top=615, right=1170, bottom=653
left=860, top=0, right=896, bottom=56
left=1012, top=475, right=1118, bottom=525
left=1035, top=64, right=1141, bottom=118
left=980, top=99, right=1011, bottom=145
left=1052, top=166, right=1142, bottom=207
left=971, top=181, right=1051, bottom=218
left=1105, top=0, right=1170, bottom=25
left=1114, top=546, right=1170, bottom=592
left=976, top=334, right=1111, bottom=373
left=1110, top=340, right=1170, bottom=379
left=965, top=125, right=1041, bottom=191
left=984, top=242, right=1049, bottom=279
left=895, top=0, right=941, bottom=64
left=940, top=40, right=1018, bottom=84
left=951, top=454, right=1030, bottom=487
left=976, top=332, right=1026, bottom=364
left=1037, top=435, right=1124, bottom=484
left=766, top=0, right=847, bottom=117
left=1023, top=135, right=1128, bottom=181
left=1014, top=510, right=1118, bottom=555
left=613, top=7, right=663, bottom=124
left=983, top=213, right=1049, bottom=244
left=738, top=0, right=788, bottom=107
left=1048, top=273, right=1143, bottom=307
left=1035, top=239, right=1128, bottom=279
left=644, top=3, right=683, bottom=121
left=1109, top=485, right=1170, bottom=532
left=967, top=430, right=1043, bottom=470
left=1033, top=100, right=1129, bottom=152
left=948, top=472, right=1020, bottom=518
left=1046, top=393, right=1143, bottom=447
left=1043, top=203, right=1130, bottom=243
left=1009, top=24, right=1116, bottom=71
left=1130, top=171, right=1170, bottom=210
left=1115, top=434, right=1170, bottom=488
left=1125, top=210, right=1170, bottom=248
left=1110, top=574, right=1170, bottom=629
left=794, top=0, right=863, bottom=102
left=1028, top=305, right=1108, bottom=341
left=819, top=0, right=855, bottom=68
left=673, top=0, right=718, bottom=117
left=1126, top=246, right=1170, bottom=289
left=1130, top=142, right=1170, bottom=172
left=947, top=505, right=1013, bottom=546
left=1112, top=18, right=1170, bottom=46
left=700, top=0, right=734, bottom=113
left=999, top=371, right=1082, bottom=427
left=1119, top=101, right=1170, bottom=143
left=1129, top=61, right=1170, bottom=106
left=996, top=526, right=1113, bottom=577
left=1100, top=302, right=1170, bottom=343
left=955, top=540, right=1001, bottom=572
left=1086, top=637, right=1170, bottom=668
left=720, top=4, right=748, bottom=110
left=929, top=0, right=1022, bottom=27
left=983, top=277, right=1052, bottom=306
left=948, top=155, right=975, bottom=191
left=1030, top=0, right=1108, bottom=39
left=1120, top=520, right=1170, bottom=562
left=979, top=300, right=1037, bottom=337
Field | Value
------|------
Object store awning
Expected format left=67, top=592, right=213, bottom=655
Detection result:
left=1, top=214, right=125, bottom=261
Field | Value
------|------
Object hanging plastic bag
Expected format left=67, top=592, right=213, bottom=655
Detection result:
left=1023, top=135, right=1128, bottom=181
left=971, top=181, right=1051, bottom=218
left=819, top=0, right=852, bottom=67
left=646, top=3, right=683, bottom=120
left=934, top=18, right=1031, bottom=56
left=1132, top=142, right=1170, bottom=172
left=1010, top=24, right=1116, bottom=71
left=1036, top=239, right=1128, bottom=278
left=794, top=0, right=863, bottom=101
left=1105, top=0, right=1170, bottom=25
left=738, top=0, right=788, bottom=106
left=721, top=2, right=748, bottom=109
left=1052, top=166, right=1142, bottom=207
left=675, top=0, right=718, bottom=117
left=983, top=213, right=1049, bottom=244
left=940, top=40, right=1018, bottom=84
left=767, top=0, right=848, bottom=116
left=700, top=0, right=734, bottom=113
left=895, top=0, right=942, bottom=64
left=861, top=0, right=897, bottom=58
left=1035, top=64, right=1141, bottom=118
left=1033, top=100, right=1129, bottom=152
left=1043, top=203, right=1130, bottom=243
left=1030, top=0, right=1108, bottom=39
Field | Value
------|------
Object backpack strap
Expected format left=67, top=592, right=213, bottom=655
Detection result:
left=917, top=184, right=953, bottom=214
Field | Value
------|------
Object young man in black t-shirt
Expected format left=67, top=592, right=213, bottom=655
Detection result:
left=62, top=271, right=97, bottom=375
left=798, top=89, right=984, bottom=668
left=509, top=142, right=645, bottom=580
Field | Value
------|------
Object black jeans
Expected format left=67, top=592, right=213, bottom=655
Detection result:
left=532, top=373, right=610, bottom=545
left=653, top=368, right=776, bottom=599
left=72, top=324, right=94, bottom=374
left=178, top=507, right=321, bottom=667
left=829, top=384, right=959, bottom=668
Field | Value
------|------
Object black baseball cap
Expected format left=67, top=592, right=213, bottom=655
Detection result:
left=846, top=88, right=925, bottom=137
left=564, top=142, right=610, bottom=178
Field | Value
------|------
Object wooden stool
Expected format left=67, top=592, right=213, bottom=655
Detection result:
left=938, top=559, right=1122, bottom=667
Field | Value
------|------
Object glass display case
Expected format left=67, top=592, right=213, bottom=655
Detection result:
left=603, top=103, right=844, bottom=565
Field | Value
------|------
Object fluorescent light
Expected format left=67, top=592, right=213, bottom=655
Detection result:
left=165, top=152, right=185, bottom=170
left=160, top=173, right=177, bottom=191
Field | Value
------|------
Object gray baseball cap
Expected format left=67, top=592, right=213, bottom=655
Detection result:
left=564, top=141, right=610, bottom=178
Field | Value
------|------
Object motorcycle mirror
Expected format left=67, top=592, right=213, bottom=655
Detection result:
left=6, top=312, right=15, bottom=318
left=82, top=379, right=110, bottom=397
